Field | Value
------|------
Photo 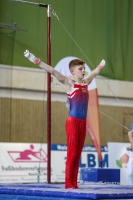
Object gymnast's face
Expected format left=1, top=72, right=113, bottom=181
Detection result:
left=71, top=64, right=85, bottom=80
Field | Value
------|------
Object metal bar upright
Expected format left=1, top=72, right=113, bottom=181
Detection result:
left=47, top=4, right=51, bottom=184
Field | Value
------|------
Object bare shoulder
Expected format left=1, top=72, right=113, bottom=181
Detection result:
left=83, top=77, right=91, bottom=85
left=65, top=77, right=74, bottom=93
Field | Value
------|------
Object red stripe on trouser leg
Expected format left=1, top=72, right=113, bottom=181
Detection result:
left=65, top=116, right=86, bottom=189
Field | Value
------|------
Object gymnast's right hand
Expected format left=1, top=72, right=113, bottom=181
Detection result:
left=24, top=50, right=37, bottom=63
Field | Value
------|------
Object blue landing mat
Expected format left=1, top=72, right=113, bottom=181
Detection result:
left=0, top=183, right=133, bottom=199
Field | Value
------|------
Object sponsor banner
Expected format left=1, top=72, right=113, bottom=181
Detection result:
left=0, top=143, right=55, bottom=183
left=0, top=143, right=108, bottom=183
left=108, top=142, right=130, bottom=185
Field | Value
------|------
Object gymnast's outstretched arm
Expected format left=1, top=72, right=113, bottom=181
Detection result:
left=24, top=50, right=72, bottom=87
left=84, top=59, right=106, bottom=85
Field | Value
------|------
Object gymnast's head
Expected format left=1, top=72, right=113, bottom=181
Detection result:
left=69, top=59, right=85, bottom=76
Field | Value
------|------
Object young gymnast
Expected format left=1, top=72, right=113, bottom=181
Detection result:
left=127, top=124, right=133, bottom=185
left=127, top=124, right=133, bottom=150
left=24, top=50, right=105, bottom=189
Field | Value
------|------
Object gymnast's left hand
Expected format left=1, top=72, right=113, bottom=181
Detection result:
left=99, top=59, right=106, bottom=70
